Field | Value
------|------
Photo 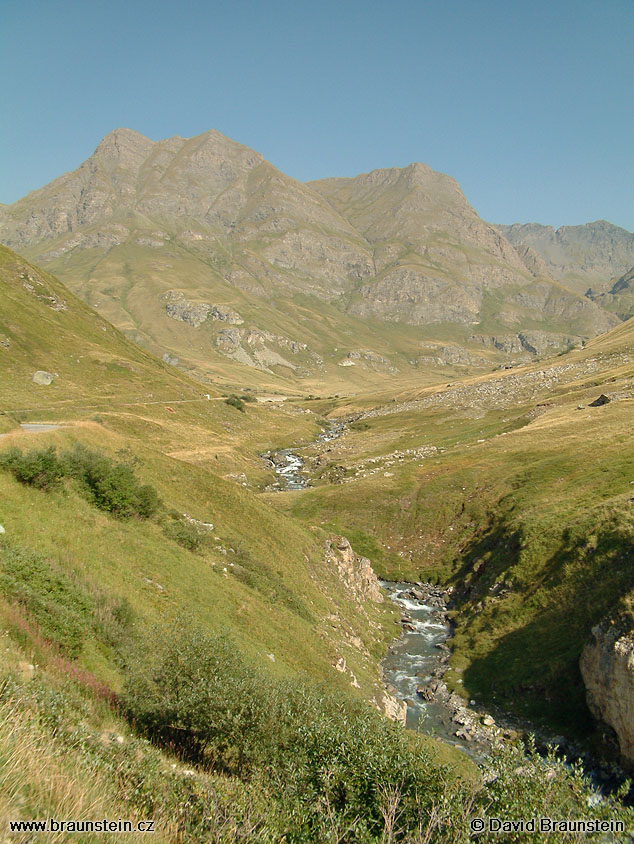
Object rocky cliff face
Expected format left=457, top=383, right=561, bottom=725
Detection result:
left=496, top=221, right=634, bottom=295
left=0, top=128, right=620, bottom=385
left=326, top=536, right=383, bottom=604
left=580, top=618, right=634, bottom=764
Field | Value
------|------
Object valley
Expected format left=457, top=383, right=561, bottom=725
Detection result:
left=1, top=136, right=634, bottom=841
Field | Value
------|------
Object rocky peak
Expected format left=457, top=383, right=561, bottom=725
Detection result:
left=496, top=220, right=634, bottom=293
left=93, top=128, right=155, bottom=163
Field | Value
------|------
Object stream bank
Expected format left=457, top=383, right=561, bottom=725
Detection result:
left=263, top=418, right=629, bottom=794
left=262, top=421, right=345, bottom=490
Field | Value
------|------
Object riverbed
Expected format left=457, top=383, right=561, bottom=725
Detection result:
left=380, top=581, right=490, bottom=759
left=263, top=421, right=345, bottom=490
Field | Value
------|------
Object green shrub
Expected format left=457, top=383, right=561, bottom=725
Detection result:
left=0, top=540, right=93, bottom=657
left=65, top=445, right=160, bottom=519
left=0, top=445, right=65, bottom=490
left=0, top=444, right=160, bottom=519
left=123, top=623, right=268, bottom=775
left=91, top=592, right=135, bottom=651
left=224, top=395, right=245, bottom=412
left=162, top=516, right=208, bottom=552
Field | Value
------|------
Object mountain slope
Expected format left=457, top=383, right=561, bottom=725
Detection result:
left=0, top=129, right=619, bottom=390
left=589, top=264, right=634, bottom=320
left=496, top=221, right=634, bottom=295
left=311, top=166, right=617, bottom=335
left=0, top=243, right=210, bottom=411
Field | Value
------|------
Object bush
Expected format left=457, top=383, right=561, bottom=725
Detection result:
left=162, top=516, right=208, bottom=552
left=0, top=444, right=160, bottom=519
left=65, top=445, right=160, bottom=519
left=0, top=540, right=93, bottom=657
left=224, top=395, right=245, bottom=412
left=0, top=445, right=65, bottom=490
left=123, top=624, right=268, bottom=775
left=122, top=623, right=454, bottom=838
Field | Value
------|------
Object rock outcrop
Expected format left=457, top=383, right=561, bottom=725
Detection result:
left=377, top=690, right=407, bottom=725
left=164, top=292, right=210, bottom=327
left=580, top=618, right=634, bottom=763
left=326, top=536, right=383, bottom=604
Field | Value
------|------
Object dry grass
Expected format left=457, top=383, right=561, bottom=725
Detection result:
left=0, top=700, right=176, bottom=843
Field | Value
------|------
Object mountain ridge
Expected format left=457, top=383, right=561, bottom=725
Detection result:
left=495, top=220, right=634, bottom=295
left=0, top=128, right=620, bottom=390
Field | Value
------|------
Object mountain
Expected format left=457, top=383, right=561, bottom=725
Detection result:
left=0, top=129, right=619, bottom=390
left=588, top=264, right=634, bottom=320
left=496, top=221, right=634, bottom=295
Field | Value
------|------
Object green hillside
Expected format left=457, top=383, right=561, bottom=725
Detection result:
left=289, top=319, right=634, bottom=737
left=1, top=246, right=632, bottom=841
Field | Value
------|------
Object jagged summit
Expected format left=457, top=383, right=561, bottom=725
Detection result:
left=94, top=126, right=154, bottom=152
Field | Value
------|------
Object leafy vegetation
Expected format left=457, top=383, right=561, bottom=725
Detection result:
left=65, top=445, right=161, bottom=518
left=0, top=443, right=160, bottom=519
left=224, top=395, right=246, bottom=412
left=162, top=513, right=210, bottom=551
left=0, top=445, right=65, bottom=491
left=121, top=622, right=633, bottom=843
left=0, top=540, right=93, bottom=657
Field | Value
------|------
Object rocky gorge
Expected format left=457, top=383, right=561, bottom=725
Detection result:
left=264, top=419, right=634, bottom=796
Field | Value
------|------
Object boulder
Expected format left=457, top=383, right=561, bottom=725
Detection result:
left=589, top=394, right=612, bottom=407
left=32, top=370, right=54, bottom=385
left=379, top=692, right=407, bottom=725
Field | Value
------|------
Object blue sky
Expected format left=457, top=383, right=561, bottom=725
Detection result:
left=2, top=0, right=633, bottom=229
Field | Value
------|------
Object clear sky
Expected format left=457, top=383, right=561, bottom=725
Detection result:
left=2, top=0, right=633, bottom=229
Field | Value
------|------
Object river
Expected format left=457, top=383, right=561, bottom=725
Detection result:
left=264, top=421, right=624, bottom=788
left=262, top=421, right=345, bottom=490
left=266, top=427, right=490, bottom=758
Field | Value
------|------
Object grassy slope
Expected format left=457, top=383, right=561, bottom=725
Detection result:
left=0, top=244, right=213, bottom=412
left=0, top=246, right=485, bottom=833
left=0, top=243, right=401, bottom=696
left=289, top=322, right=634, bottom=736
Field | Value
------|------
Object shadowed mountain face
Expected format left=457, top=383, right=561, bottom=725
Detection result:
left=496, top=221, right=634, bottom=295
left=589, top=265, right=634, bottom=320
left=0, top=129, right=619, bottom=387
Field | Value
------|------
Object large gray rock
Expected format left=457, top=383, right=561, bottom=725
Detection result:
left=580, top=619, right=634, bottom=763
left=32, top=370, right=54, bottom=385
